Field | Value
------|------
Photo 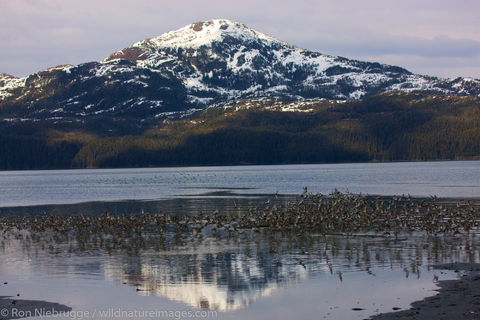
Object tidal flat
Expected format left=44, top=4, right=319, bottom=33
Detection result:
left=1, top=191, right=480, bottom=320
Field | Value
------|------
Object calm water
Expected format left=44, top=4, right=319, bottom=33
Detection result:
left=0, top=161, right=479, bottom=207
left=0, top=161, right=479, bottom=319
left=0, top=230, right=475, bottom=320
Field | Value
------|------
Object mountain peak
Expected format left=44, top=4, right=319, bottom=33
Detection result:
left=190, top=19, right=240, bottom=30
left=2, top=20, right=480, bottom=119
left=131, top=19, right=282, bottom=50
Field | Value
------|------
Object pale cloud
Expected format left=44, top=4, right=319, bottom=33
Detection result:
left=358, top=54, right=480, bottom=79
left=0, top=0, right=479, bottom=78
left=302, top=34, right=480, bottom=59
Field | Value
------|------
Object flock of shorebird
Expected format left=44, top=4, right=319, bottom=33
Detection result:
left=0, top=191, right=478, bottom=238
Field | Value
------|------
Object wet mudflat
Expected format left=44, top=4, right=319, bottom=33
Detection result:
left=0, top=191, right=479, bottom=320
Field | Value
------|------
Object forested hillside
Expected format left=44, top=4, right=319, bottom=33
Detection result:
left=0, top=92, right=479, bottom=170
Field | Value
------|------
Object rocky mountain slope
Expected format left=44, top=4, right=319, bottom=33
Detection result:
left=1, top=19, right=479, bottom=122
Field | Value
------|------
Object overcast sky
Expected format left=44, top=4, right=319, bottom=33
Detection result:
left=1, top=0, right=479, bottom=78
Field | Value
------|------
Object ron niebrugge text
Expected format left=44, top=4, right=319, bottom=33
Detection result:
left=2, top=308, right=218, bottom=319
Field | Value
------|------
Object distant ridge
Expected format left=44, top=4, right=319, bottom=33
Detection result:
left=0, top=19, right=479, bottom=122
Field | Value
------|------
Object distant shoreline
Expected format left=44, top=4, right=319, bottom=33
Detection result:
left=1, top=158, right=480, bottom=173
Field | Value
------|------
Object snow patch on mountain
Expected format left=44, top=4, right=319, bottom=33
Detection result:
left=133, top=19, right=284, bottom=50
left=0, top=74, right=26, bottom=100
left=45, top=65, right=73, bottom=74
left=100, top=19, right=480, bottom=107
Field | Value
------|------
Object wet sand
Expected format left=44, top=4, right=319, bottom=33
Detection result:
left=0, top=296, right=71, bottom=320
left=371, top=263, right=480, bottom=320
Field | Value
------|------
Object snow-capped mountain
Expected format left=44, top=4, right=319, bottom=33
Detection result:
left=1, top=19, right=479, bottom=121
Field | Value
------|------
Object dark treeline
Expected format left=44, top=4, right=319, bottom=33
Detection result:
left=0, top=92, right=479, bottom=170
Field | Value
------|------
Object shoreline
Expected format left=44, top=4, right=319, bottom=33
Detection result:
left=370, top=262, right=480, bottom=320
left=0, top=159, right=479, bottom=173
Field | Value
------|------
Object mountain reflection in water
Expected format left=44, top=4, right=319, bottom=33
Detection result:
left=1, top=230, right=477, bottom=312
